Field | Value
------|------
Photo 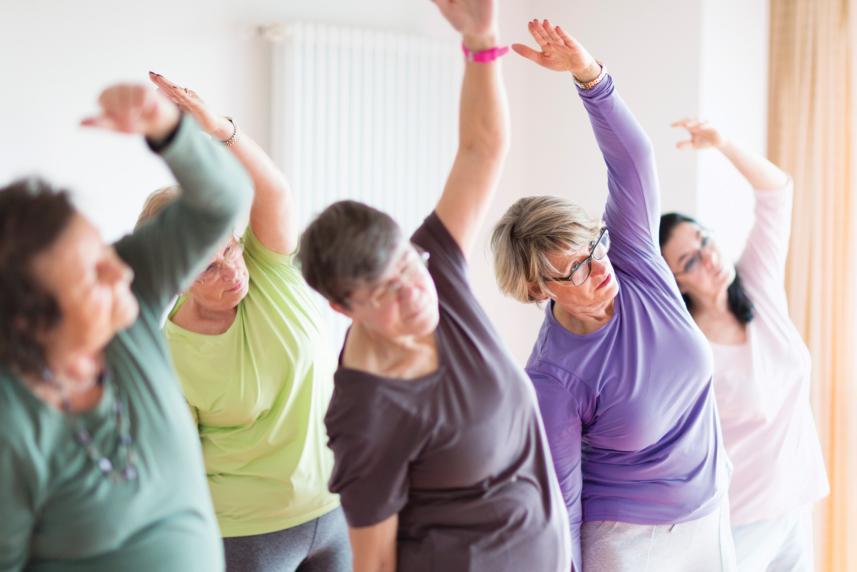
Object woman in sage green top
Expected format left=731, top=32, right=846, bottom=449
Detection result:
left=138, top=74, right=346, bottom=572
left=0, top=84, right=251, bottom=570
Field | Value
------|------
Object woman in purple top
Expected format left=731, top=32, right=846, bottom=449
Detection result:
left=490, top=20, right=735, bottom=571
left=295, top=2, right=570, bottom=571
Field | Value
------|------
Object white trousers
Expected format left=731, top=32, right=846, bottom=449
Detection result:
left=580, top=500, right=737, bottom=572
left=732, top=506, right=815, bottom=572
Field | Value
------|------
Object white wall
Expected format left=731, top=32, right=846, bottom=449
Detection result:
left=0, top=0, right=769, bottom=364
left=696, top=0, right=770, bottom=260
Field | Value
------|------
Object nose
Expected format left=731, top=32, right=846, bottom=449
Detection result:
left=220, top=263, right=241, bottom=283
left=101, top=256, right=133, bottom=286
left=701, top=247, right=719, bottom=270
left=590, top=257, right=609, bottom=279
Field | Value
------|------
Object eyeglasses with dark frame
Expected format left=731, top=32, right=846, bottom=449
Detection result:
left=545, top=227, right=610, bottom=287
left=351, top=244, right=431, bottom=308
left=675, top=231, right=712, bottom=276
left=198, top=234, right=244, bottom=283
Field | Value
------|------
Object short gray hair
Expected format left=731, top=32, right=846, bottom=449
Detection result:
left=491, top=195, right=600, bottom=303
left=298, top=200, right=403, bottom=308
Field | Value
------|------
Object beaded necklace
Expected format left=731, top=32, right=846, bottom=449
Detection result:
left=44, top=368, right=139, bottom=482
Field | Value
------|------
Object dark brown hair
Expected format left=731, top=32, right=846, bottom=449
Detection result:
left=659, top=212, right=754, bottom=324
left=0, top=178, right=77, bottom=376
left=297, top=200, right=402, bottom=308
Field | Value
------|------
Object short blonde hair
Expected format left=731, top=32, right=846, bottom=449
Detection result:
left=491, top=195, right=601, bottom=303
left=135, top=185, right=181, bottom=230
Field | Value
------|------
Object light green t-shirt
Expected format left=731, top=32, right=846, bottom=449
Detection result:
left=164, top=228, right=338, bottom=537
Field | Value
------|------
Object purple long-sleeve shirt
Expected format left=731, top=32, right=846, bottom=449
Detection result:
left=525, top=75, right=731, bottom=571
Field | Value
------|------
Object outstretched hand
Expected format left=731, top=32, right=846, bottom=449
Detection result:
left=148, top=71, right=232, bottom=140
left=512, top=20, right=598, bottom=79
left=432, top=0, right=497, bottom=42
left=81, top=84, right=180, bottom=141
left=672, top=118, right=727, bottom=150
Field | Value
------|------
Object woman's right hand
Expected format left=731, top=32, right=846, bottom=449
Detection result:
left=81, top=84, right=180, bottom=142
left=512, top=20, right=599, bottom=81
left=148, top=72, right=233, bottom=140
left=672, top=118, right=727, bottom=150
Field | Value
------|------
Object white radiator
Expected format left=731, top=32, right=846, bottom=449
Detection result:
left=265, top=22, right=461, bottom=235
left=263, top=22, right=462, bottom=348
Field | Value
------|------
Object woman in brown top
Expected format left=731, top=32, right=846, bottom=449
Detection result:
left=296, top=1, right=570, bottom=571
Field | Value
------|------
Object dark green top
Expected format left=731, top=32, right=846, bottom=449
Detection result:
left=0, top=116, right=252, bottom=572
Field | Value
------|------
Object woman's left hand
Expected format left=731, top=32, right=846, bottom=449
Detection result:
left=512, top=20, right=598, bottom=79
left=672, top=118, right=727, bottom=150
left=148, top=72, right=233, bottom=140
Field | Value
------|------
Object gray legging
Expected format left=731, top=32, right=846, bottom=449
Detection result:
left=223, top=507, right=351, bottom=572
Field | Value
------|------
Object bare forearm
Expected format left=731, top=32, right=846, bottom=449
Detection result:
left=349, top=517, right=398, bottom=572
left=459, top=33, right=510, bottom=159
left=433, top=32, right=510, bottom=256
left=218, top=126, right=297, bottom=254
left=719, top=140, right=789, bottom=190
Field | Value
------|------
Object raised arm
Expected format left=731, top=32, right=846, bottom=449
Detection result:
left=673, top=119, right=789, bottom=191
left=673, top=119, right=793, bottom=291
left=432, top=0, right=510, bottom=259
left=516, top=20, right=659, bottom=256
left=82, top=84, right=252, bottom=315
left=150, top=72, right=297, bottom=254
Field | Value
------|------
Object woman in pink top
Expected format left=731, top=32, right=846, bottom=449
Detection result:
left=659, top=119, right=829, bottom=571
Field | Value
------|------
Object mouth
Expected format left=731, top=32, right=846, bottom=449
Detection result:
left=225, top=281, right=245, bottom=294
left=596, top=274, right=612, bottom=290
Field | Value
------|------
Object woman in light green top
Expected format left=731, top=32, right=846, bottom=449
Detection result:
left=0, top=83, right=252, bottom=571
left=139, top=73, right=347, bottom=572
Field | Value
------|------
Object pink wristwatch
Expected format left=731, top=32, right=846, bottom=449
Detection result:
left=461, top=43, right=510, bottom=63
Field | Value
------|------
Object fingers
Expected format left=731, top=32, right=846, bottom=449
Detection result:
left=512, top=43, right=543, bottom=63
left=675, top=140, right=696, bottom=150
left=80, top=115, right=118, bottom=131
left=149, top=71, right=201, bottom=113
left=671, top=117, right=702, bottom=131
left=554, top=25, right=578, bottom=49
left=541, top=19, right=563, bottom=45
left=528, top=19, right=552, bottom=52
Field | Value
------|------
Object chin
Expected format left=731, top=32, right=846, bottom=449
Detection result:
left=115, top=295, right=140, bottom=330
left=406, top=305, right=439, bottom=337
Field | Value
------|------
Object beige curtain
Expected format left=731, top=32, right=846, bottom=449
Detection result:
left=768, top=1, right=857, bottom=570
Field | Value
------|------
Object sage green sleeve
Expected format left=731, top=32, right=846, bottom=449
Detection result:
left=0, top=437, right=39, bottom=572
left=115, top=115, right=253, bottom=320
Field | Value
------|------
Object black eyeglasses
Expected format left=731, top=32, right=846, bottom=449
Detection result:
left=546, top=227, right=610, bottom=287
left=675, top=232, right=712, bottom=275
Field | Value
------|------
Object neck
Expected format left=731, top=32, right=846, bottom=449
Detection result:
left=553, top=298, right=615, bottom=335
left=689, top=286, right=730, bottom=321
left=185, top=295, right=238, bottom=323
left=353, top=322, right=433, bottom=355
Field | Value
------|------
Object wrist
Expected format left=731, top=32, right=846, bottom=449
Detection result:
left=462, top=32, right=499, bottom=52
left=210, top=117, right=234, bottom=140
left=572, top=60, right=601, bottom=84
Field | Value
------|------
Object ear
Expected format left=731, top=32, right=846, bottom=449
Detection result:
left=329, top=300, right=354, bottom=319
left=527, top=282, right=551, bottom=302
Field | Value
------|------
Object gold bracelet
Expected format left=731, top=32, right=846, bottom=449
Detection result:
left=574, top=63, right=607, bottom=90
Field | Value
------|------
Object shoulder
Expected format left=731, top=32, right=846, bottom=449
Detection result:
left=411, top=212, right=467, bottom=274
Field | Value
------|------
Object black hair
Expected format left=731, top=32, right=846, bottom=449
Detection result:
left=659, top=212, right=754, bottom=324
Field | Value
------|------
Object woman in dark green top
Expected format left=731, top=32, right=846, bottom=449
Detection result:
left=0, top=83, right=252, bottom=571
